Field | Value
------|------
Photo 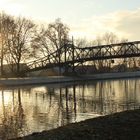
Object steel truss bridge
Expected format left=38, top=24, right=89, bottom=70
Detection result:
left=25, top=41, right=140, bottom=73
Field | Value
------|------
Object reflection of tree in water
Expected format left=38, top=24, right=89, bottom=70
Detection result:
left=80, top=80, right=140, bottom=115
left=58, top=86, right=77, bottom=125
left=31, top=89, right=62, bottom=131
left=0, top=79, right=139, bottom=139
left=0, top=89, right=27, bottom=140
left=38, top=80, right=140, bottom=128
left=61, top=86, right=77, bottom=124
left=119, top=79, right=140, bottom=110
left=55, top=80, right=140, bottom=120
left=31, top=86, right=77, bottom=128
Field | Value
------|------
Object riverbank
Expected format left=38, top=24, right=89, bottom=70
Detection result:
left=12, top=109, right=140, bottom=140
left=1, top=71, right=140, bottom=86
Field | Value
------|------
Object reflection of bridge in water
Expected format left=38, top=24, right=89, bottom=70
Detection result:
left=25, top=41, right=140, bottom=73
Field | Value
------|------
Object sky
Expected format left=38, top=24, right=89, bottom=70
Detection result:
left=0, top=0, right=140, bottom=41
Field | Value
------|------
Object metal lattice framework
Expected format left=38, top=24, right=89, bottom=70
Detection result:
left=25, top=41, right=140, bottom=72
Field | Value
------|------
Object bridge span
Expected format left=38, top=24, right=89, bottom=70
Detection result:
left=25, top=41, right=140, bottom=73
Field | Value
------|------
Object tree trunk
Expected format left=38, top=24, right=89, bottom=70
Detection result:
left=0, top=44, right=4, bottom=76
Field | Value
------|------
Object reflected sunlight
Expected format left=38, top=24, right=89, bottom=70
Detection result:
left=0, top=90, right=12, bottom=105
left=31, top=86, right=48, bottom=94
left=0, top=79, right=139, bottom=139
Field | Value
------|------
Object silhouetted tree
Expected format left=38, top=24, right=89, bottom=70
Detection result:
left=75, top=38, right=92, bottom=48
left=94, top=32, right=128, bottom=72
left=0, top=12, right=15, bottom=75
left=31, top=25, right=58, bottom=62
left=31, top=19, right=70, bottom=75
left=102, top=32, right=119, bottom=44
left=6, top=17, right=36, bottom=75
left=32, top=18, right=69, bottom=59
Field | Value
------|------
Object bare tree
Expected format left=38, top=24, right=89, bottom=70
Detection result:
left=46, top=18, right=69, bottom=51
left=92, top=32, right=123, bottom=72
left=31, top=26, right=53, bottom=58
left=32, top=19, right=69, bottom=57
left=102, top=32, right=119, bottom=44
left=46, top=19, right=70, bottom=75
left=0, top=12, right=15, bottom=75
left=32, top=19, right=70, bottom=75
left=6, top=17, right=36, bottom=75
left=75, top=38, right=92, bottom=48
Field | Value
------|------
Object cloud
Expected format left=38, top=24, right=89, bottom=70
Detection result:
left=115, top=9, right=140, bottom=40
left=0, top=0, right=139, bottom=42
left=70, top=9, right=140, bottom=41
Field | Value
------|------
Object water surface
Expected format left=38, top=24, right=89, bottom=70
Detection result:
left=0, top=78, right=140, bottom=139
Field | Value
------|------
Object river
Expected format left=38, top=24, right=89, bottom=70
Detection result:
left=0, top=78, right=140, bottom=139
